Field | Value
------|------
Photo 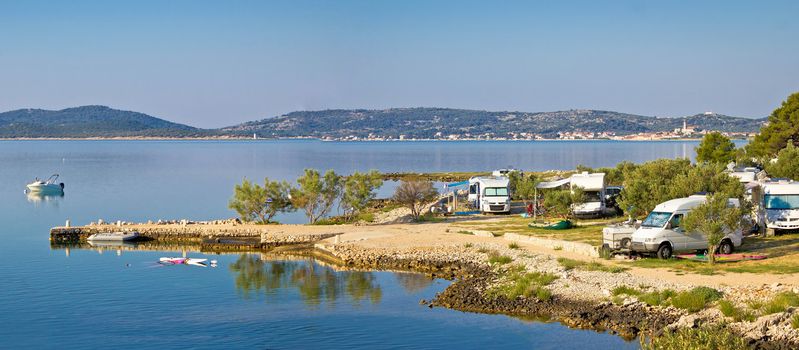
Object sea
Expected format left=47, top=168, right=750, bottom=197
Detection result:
left=0, top=139, right=744, bottom=349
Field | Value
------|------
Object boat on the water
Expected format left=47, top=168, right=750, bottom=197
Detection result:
left=159, top=257, right=208, bottom=267
left=26, top=174, right=64, bottom=193
left=87, top=231, right=139, bottom=242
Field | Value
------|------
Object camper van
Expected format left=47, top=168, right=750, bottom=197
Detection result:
left=570, top=172, right=606, bottom=219
left=630, top=195, right=742, bottom=259
left=468, top=176, right=511, bottom=214
left=757, top=180, right=799, bottom=235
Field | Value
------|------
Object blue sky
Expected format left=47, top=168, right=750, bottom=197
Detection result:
left=0, top=0, right=796, bottom=128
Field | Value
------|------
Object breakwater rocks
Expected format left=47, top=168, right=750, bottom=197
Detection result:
left=315, top=243, right=482, bottom=279
left=431, top=267, right=681, bottom=339
left=50, top=221, right=339, bottom=249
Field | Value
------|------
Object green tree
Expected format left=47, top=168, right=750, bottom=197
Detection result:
left=229, top=178, right=293, bottom=224
left=668, top=163, right=745, bottom=200
left=617, top=158, right=693, bottom=217
left=542, top=187, right=585, bottom=219
left=766, top=143, right=799, bottom=180
left=695, top=132, right=736, bottom=164
left=290, top=169, right=342, bottom=224
left=392, top=180, right=438, bottom=221
left=341, top=170, right=383, bottom=220
left=747, top=92, right=799, bottom=158
left=682, top=193, right=745, bottom=264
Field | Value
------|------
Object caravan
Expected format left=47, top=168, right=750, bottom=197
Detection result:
left=570, top=172, right=607, bottom=219
left=756, top=179, right=799, bottom=235
left=630, top=195, right=743, bottom=259
left=468, top=176, right=511, bottom=214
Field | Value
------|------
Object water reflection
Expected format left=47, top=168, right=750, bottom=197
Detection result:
left=395, top=272, right=434, bottom=293
left=25, top=191, right=64, bottom=206
left=229, top=254, right=383, bottom=306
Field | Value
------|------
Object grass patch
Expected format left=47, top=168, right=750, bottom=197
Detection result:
left=792, top=314, right=799, bottom=329
left=640, top=325, right=749, bottom=350
left=416, top=214, right=445, bottom=223
left=486, top=265, right=558, bottom=301
left=457, top=230, right=474, bottom=235
left=718, top=300, right=755, bottom=322
left=553, top=246, right=562, bottom=251
left=508, top=242, right=520, bottom=249
left=557, top=257, right=629, bottom=273
left=670, top=287, right=723, bottom=312
left=761, top=292, right=799, bottom=315
left=477, top=247, right=491, bottom=254
left=464, top=243, right=473, bottom=248
left=612, top=286, right=642, bottom=297
left=638, top=289, right=677, bottom=307
left=488, top=252, right=513, bottom=265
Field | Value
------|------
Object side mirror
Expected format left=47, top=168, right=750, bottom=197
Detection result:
left=665, top=222, right=672, bottom=229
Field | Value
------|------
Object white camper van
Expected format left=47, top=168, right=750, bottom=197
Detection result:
left=630, top=195, right=742, bottom=259
left=570, top=172, right=606, bottom=219
left=758, top=180, right=799, bottom=235
left=468, top=176, right=511, bottom=214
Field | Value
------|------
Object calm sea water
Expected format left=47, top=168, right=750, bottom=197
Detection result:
left=0, top=139, right=739, bottom=349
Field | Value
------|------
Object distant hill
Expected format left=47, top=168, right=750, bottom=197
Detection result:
left=221, top=108, right=767, bottom=139
left=0, top=106, right=766, bottom=139
left=0, top=106, right=208, bottom=138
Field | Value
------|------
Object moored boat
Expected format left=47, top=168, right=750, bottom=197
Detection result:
left=26, top=174, right=65, bottom=193
left=87, top=231, right=140, bottom=242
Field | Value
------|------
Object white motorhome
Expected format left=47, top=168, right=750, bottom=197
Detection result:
left=630, top=195, right=742, bottom=259
left=468, top=176, right=511, bottom=214
left=757, top=179, right=799, bottom=235
left=570, top=172, right=606, bottom=219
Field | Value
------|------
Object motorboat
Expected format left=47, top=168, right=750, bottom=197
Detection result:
left=87, top=231, right=140, bottom=242
left=158, top=257, right=208, bottom=267
left=26, top=174, right=64, bottom=193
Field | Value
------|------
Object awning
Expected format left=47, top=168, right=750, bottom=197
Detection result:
left=536, top=178, right=571, bottom=189
left=446, top=180, right=469, bottom=188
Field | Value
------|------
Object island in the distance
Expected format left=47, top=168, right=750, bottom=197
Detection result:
left=0, top=105, right=766, bottom=140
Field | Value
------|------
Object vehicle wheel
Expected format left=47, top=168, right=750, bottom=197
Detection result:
left=718, top=240, right=734, bottom=255
left=620, top=238, right=631, bottom=250
left=656, top=243, right=672, bottom=259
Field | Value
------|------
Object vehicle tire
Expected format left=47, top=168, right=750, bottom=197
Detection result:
left=718, top=240, right=734, bottom=255
left=656, top=243, right=672, bottom=259
left=620, top=238, right=631, bottom=250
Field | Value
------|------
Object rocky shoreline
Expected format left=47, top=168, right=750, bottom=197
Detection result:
left=314, top=241, right=799, bottom=349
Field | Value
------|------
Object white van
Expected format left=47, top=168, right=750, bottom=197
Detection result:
left=468, top=176, right=511, bottom=214
left=630, top=195, right=742, bottom=259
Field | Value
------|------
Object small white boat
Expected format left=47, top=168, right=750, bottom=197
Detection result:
left=26, top=174, right=64, bottom=193
left=159, top=257, right=208, bottom=267
left=87, top=231, right=139, bottom=242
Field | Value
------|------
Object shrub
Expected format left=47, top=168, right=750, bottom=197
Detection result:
left=792, top=314, right=799, bottom=330
left=508, top=242, right=520, bottom=249
left=393, top=180, right=438, bottom=221
left=639, top=289, right=677, bottom=307
left=640, top=325, right=749, bottom=350
left=290, top=169, right=342, bottom=224
left=229, top=177, right=293, bottom=224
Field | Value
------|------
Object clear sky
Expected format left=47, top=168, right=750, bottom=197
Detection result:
left=0, top=0, right=797, bottom=128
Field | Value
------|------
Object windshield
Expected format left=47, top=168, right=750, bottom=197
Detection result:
left=584, top=191, right=602, bottom=202
left=641, top=211, right=672, bottom=228
left=484, top=187, right=509, bottom=197
left=765, top=195, right=799, bottom=209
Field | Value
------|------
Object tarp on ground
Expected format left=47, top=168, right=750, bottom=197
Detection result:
left=536, top=178, right=571, bottom=189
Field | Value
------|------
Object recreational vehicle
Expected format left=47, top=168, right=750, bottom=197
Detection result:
left=756, top=179, right=799, bottom=235
left=468, top=176, right=511, bottom=214
left=570, top=172, right=606, bottom=219
left=630, top=195, right=742, bottom=259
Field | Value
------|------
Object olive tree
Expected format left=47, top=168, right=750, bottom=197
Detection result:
left=393, top=180, right=438, bottom=221
left=229, top=177, right=293, bottom=224
left=617, top=158, right=693, bottom=217
left=542, top=187, right=585, bottom=219
left=682, top=192, right=744, bottom=264
left=341, top=170, right=383, bottom=220
left=290, top=169, right=342, bottom=224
